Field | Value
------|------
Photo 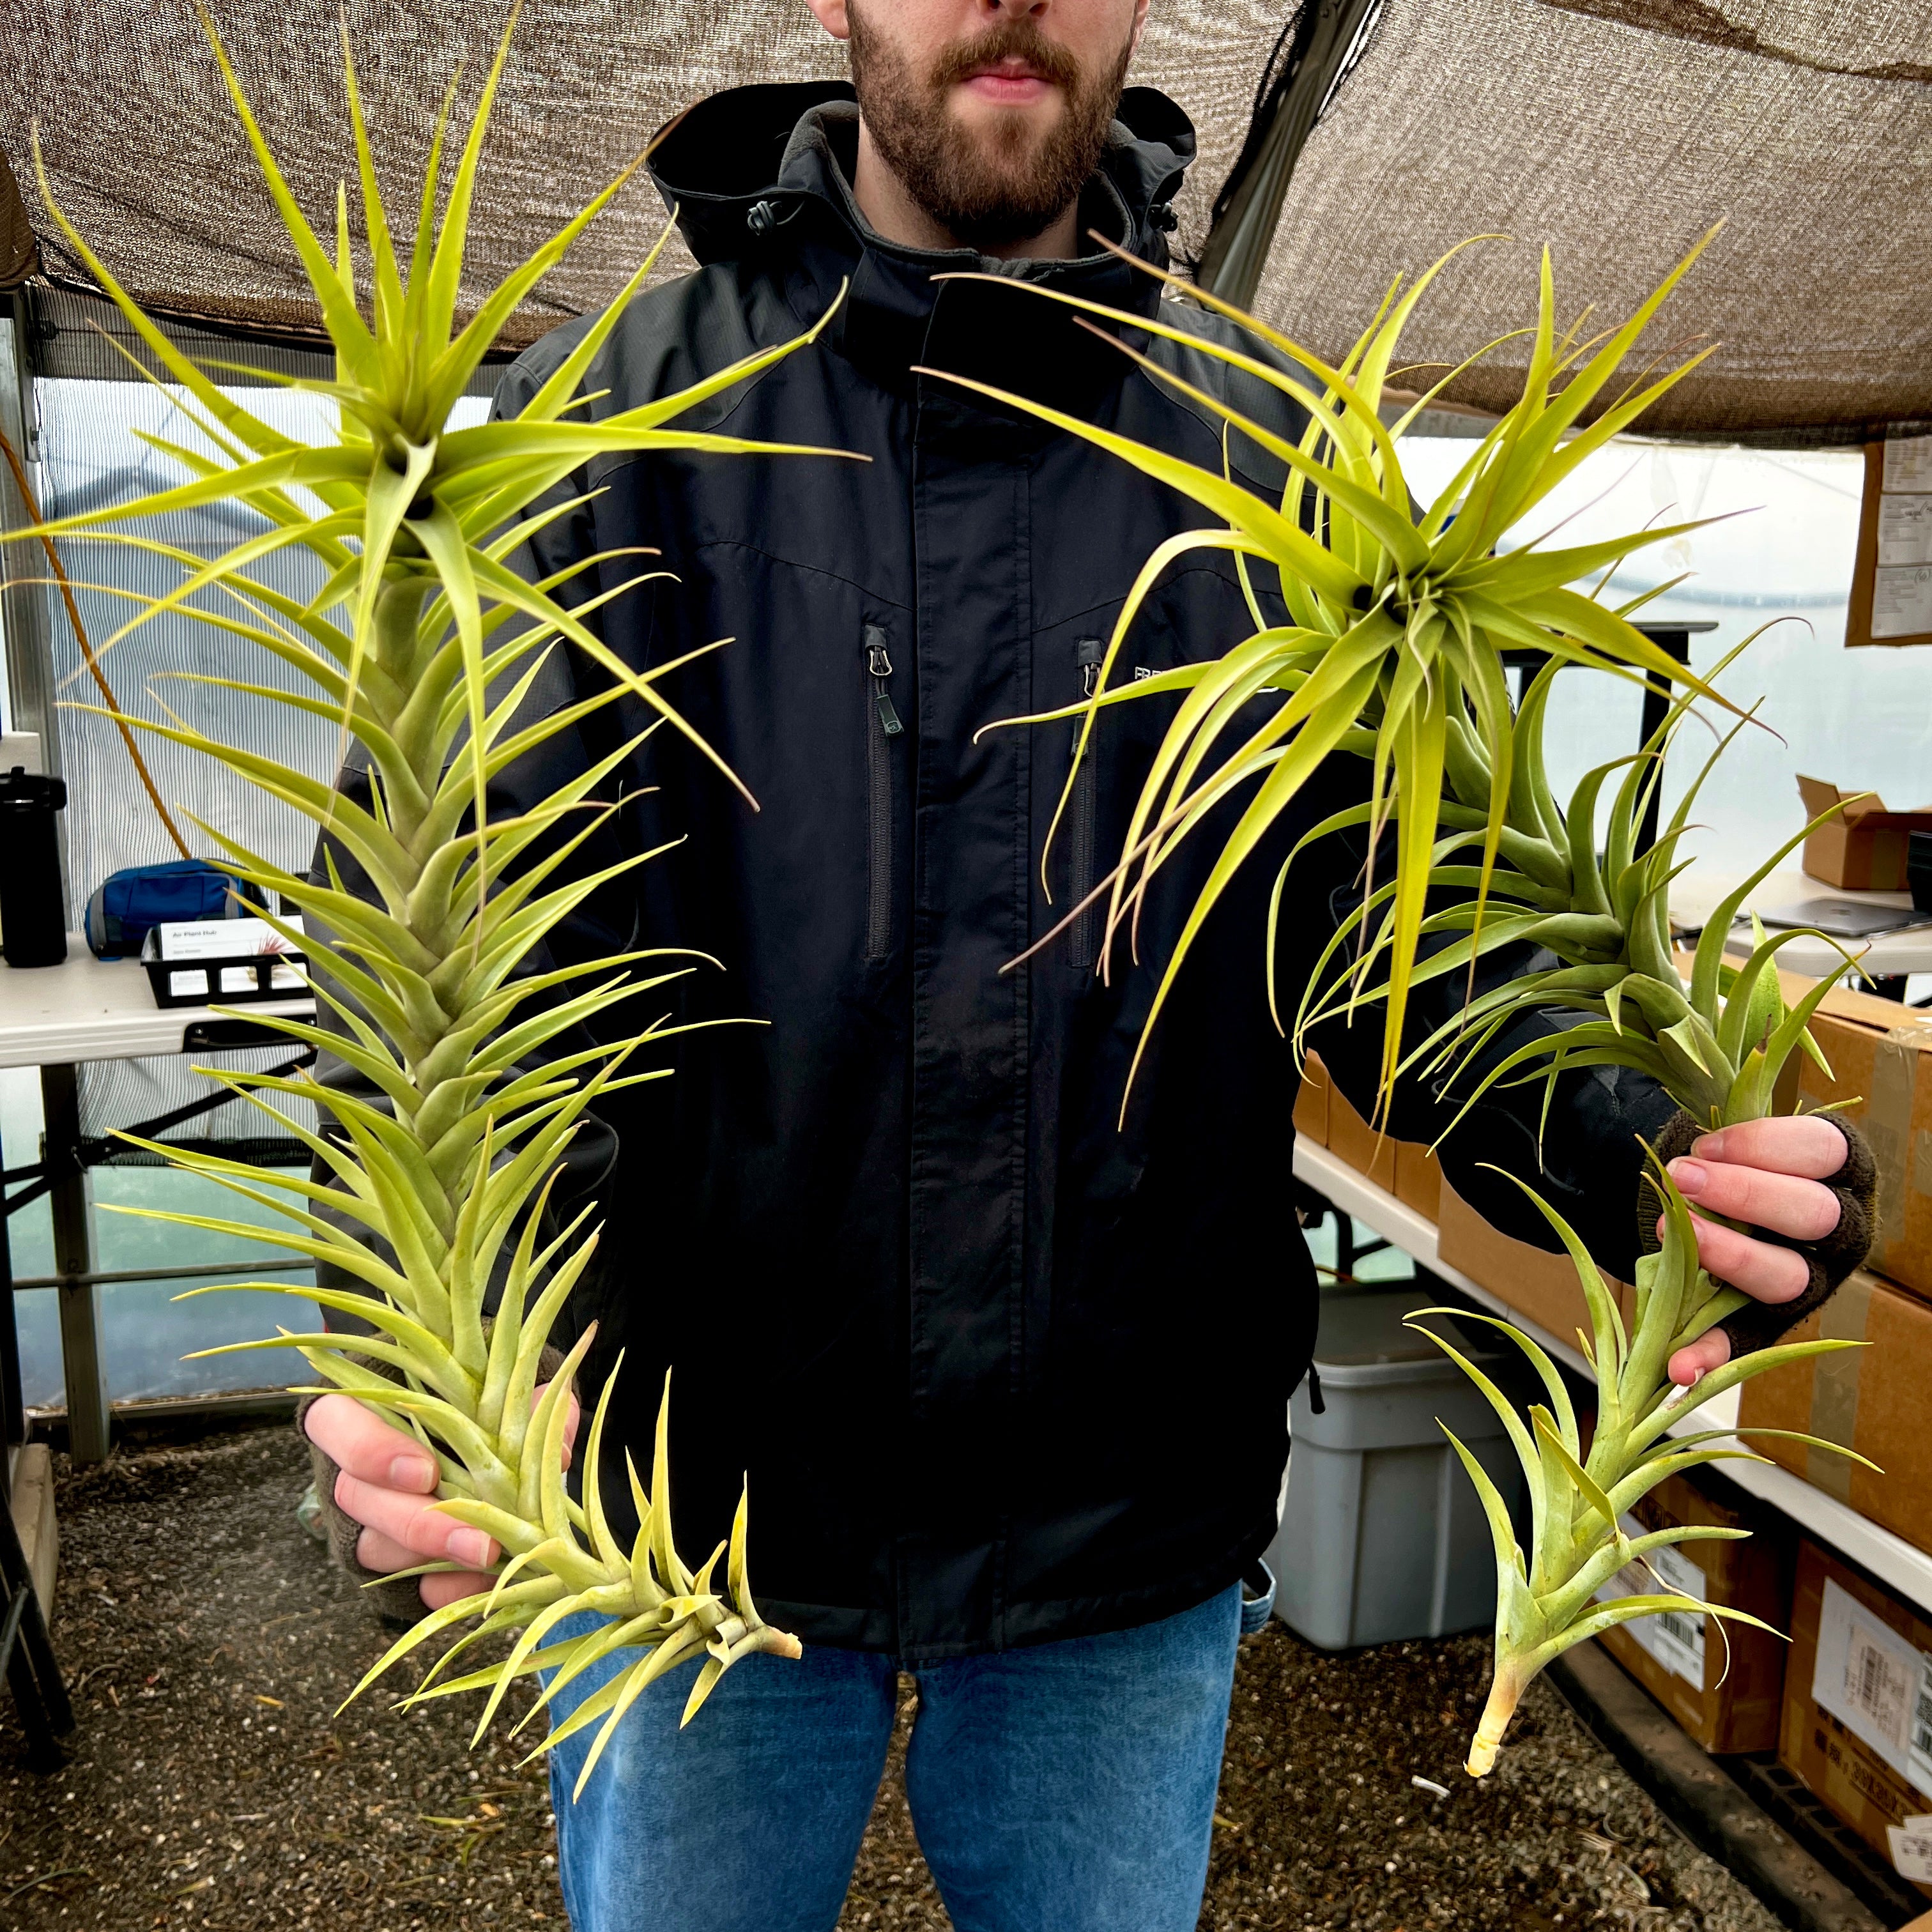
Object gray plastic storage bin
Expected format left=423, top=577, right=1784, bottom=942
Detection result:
left=1264, top=1284, right=1528, bottom=1650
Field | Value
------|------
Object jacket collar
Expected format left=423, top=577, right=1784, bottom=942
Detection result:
left=648, top=82, right=1198, bottom=415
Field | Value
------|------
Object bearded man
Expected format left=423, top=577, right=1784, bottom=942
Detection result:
left=303, top=4, right=1870, bottom=1928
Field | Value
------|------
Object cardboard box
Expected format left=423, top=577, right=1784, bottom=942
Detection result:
left=1294, top=1050, right=1331, bottom=1147
left=1317, top=1057, right=1443, bottom=1217
left=1324, top=1066, right=1397, bottom=1193
left=1594, top=1468, right=1790, bottom=1754
left=1780, top=1539, right=1932, bottom=1892
left=1735, top=1268, right=1932, bottom=1550
left=1797, top=777, right=1932, bottom=891
left=1792, top=988, right=1932, bottom=1300
left=1436, top=1176, right=1635, bottom=1344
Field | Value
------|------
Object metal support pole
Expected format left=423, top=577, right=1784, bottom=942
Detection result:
left=41, top=1063, right=109, bottom=1463
left=1, top=294, right=61, bottom=777
left=1632, top=624, right=1699, bottom=856
left=0, top=1097, right=22, bottom=1501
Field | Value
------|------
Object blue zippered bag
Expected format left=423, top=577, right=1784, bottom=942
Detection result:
left=84, top=859, right=265, bottom=960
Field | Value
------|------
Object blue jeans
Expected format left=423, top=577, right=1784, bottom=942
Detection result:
left=543, top=1570, right=1275, bottom=1932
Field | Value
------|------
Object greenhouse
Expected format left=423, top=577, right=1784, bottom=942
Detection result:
left=1, top=3, right=1930, bottom=1929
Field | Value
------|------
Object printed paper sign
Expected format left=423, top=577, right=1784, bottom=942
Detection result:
left=1595, top=1515, right=1707, bottom=1687
left=1883, top=436, right=1932, bottom=493
left=1878, top=494, right=1932, bottom=568
left=157, top=915, right=305, bottom=962
left=1888, top=1816, right=1932, bottom=1883
left=1873, top=565, right=1932, bottom=640
left=1812, top=1579, right=1932, bottom=1797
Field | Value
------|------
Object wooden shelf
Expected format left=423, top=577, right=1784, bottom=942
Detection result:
left=1293, top=1137, right=1932, bottom=1617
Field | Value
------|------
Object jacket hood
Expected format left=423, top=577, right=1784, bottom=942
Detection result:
left=647, top=81, right=1200, bottom=410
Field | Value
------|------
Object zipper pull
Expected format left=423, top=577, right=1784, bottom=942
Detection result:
left=1075, top=636, right=1103, bottom=699
left=866, top=625, right=903, bottom=737
left=1073, top=636, right=1102, bottom=753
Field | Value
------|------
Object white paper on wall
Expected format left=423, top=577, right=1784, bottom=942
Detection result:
left=1873, top=565, right=1932, bottom=640
left=1883, top=436, right=1932, bottom=493
left=1878, top=493, right=1932, bottom=568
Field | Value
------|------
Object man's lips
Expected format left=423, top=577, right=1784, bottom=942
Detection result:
left=958, top=65, right=1059, bottom=105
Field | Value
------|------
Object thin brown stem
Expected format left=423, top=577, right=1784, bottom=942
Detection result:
left=0, top=424, right=194, bottom=857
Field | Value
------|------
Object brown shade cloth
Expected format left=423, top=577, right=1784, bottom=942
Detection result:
left=1251, top=0, right=1932, bottom=436
left=3, top=1, right=1928, bottom=434
left=1, top=0, right=1273, bottom=352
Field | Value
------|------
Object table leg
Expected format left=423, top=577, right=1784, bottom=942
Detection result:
left=40, top=1066, right=108, bottom=1465
left=0, top=1478, right=72, bottom=1768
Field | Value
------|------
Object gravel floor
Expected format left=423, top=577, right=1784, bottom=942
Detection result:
left=0, top=1422, right=1785, bottom=1931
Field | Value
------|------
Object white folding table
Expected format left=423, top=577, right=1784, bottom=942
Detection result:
left=1671, top=869, right=1932, bottom=999
left=0, top=939, right=312, bottom=1473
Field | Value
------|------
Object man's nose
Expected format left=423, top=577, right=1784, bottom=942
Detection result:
left=986, top=0, right=1051, bottom=17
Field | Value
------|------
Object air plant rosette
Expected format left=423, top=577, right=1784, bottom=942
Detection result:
left=13, top=11, right=850, bottom=1794
left=942, top=236, right=1874, bottom=1775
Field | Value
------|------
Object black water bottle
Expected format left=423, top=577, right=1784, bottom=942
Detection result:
left=0, top=766, right=68, bottom=966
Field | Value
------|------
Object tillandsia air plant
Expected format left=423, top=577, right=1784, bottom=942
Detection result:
left=1295, top=640, right=1857, bottom=1138
left=16, top=10, right=850, bottom=1793
left=935, top=229, right=1741, bottom=1110
left=1425, top=1156, right=1869, bottom=1777
left=1286, top=650, right=1874, bottom=1774
left=936, top=243, right=1871, bottom=1775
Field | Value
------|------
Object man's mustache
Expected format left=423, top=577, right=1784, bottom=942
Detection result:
left=929, top=23, right=1084, bottom=93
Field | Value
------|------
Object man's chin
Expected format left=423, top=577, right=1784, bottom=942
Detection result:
left=946, top=82, right=1068, bottom=145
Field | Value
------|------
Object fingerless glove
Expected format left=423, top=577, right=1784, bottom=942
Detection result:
left=1635, top=1111, right=1878, bottom=1358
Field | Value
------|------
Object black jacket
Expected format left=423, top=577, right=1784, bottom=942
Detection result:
left=384, top=83, right=1671, bottom=1660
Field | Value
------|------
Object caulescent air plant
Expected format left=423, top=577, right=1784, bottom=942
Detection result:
left=934, top=240, right=1870, bottom=1776
left=15, top=11, right=854, bottom=1795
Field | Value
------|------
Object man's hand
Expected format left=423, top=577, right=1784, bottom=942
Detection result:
left=1660, top=1115, right=1849, bottom=1388
left=305, top=1386, right=581, bottom=1609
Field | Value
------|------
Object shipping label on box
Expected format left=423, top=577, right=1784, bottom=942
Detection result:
left=1782, top=1540, right=1932, bottom=1890
left=1593, top=1469, right=1790, bottom=1753
left=1597, top=1516, right=1707, bottom=1683
left=1890, top=1818, right=1932, bottom=1886
left=1813, top=1576, right=1932, bottom=1795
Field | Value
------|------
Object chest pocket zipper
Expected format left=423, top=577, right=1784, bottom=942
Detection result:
left=864, top=624, right=901, bottom=962
left=1068, top=637, right=1102, bottom=975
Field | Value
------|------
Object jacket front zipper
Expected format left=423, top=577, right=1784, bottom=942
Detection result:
left=1068, top=637, right=1102, bottom=974
left=864, top=623, right=901, bottom=962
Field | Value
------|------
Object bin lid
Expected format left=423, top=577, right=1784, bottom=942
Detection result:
left=1312, top=1285, right=1501, bottom=1375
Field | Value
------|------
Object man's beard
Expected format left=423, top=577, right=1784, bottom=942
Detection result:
left=846, top=9, right=1133, bottom=252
